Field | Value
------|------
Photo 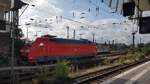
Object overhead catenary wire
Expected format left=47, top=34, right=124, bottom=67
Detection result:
left=88, top=0, right=112, bottom=14
left=24, top=0, right=130, bottom=30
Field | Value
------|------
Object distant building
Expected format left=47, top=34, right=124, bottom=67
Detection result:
left=96, top=43, right=110, bottom=52
left=0, top=0, right=27, bottom=65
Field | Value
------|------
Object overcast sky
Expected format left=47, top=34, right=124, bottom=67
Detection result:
left=19, top=0, right=150, bottom=45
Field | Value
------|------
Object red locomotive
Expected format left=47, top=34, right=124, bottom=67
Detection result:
left=21, top=35, right=97, bottom=63
left=20, top=45, right=30, bottom=58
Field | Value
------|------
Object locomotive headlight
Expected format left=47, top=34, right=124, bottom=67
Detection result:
left=39, top=43, right=44, bottom=47
left=20, top=49, right=24, bottom=52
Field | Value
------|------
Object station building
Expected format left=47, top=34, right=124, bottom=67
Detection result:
left=0, top=0, right=11, bottom=59
left=0, top=0, right=20, bottom=63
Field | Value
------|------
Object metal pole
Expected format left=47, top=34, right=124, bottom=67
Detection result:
left=10, top=10, right=15, bottom=84
left=79, top=34, right=82, bottom=39
left=67, top=26, right=69, bottom=39
left=132, top=32, right=135, bottom=48
left=26, top=23, right=30, bottom=41
left=115, top=0, right=119, bottom=12
left=27, top=25, right=28, bottom=40
left=73, top=29, right=75, bottom=40
left=92, top=33, right=95, bottom=42
left=140, top=37, right=142, bottom=44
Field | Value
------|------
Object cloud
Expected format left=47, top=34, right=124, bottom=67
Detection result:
left=19, top=0, right=150, bottom=44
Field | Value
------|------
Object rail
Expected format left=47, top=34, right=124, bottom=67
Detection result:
left=0, top=64, right=55, bottom=84
left=73, top=57, right=150, bottom=84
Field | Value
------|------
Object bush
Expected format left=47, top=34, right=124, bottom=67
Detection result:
left=36, top=66, right=50, bottom=84
left=54, top=61, right=70, bottom=80
left=101, top=59, right=111, bottom=65
left=0, top=56, right=9, bottom=66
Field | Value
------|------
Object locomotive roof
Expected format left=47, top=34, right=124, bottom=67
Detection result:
left=49, top=37, right=93, bottom=44
left=42, top=35, right=56, bottom=38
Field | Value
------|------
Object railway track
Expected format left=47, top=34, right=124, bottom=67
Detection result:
left=71, top=52, right=127, bottom=66
left=0, top=51, right=127, bottom=84
left=0, top=64, right=55, bottom=71
left=0, top=64, right=55, bottom=84
left=97, top=51, right=127, bottom=57
left=73, top=57, right=150, bottom=84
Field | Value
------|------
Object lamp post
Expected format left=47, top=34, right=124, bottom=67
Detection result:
left=66, top=26, right=69, bottom=39
left=9, top=2, right=35, bottom=84
left=26, top=23, right=30, bottom=42
left=79, top=33, right=83, bottom=39
left=35, top=31, right=41, bottom=37
left=92, top=33, right=95, bottom=42
left=132, top=31, right=137, bottom=48
left=73, top=29, right=76, bottom=40
left=10, top=12, right=15, bottom=84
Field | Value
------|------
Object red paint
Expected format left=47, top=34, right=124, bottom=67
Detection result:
left=25, top=37, right=97, bottom=63
left=20, top=45, right=30, bottom=58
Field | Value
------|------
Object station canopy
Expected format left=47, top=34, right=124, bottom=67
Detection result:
left=133, top=0, right=150, bottom=11
left=0, top=0, right=11, bottom=11
left=0, top=0, right=27, bottom=11
left=103, top=0, right=150, bottom=13
left=103, top=0, right=150, bottom=34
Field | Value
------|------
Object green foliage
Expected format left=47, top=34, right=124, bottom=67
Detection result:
left=142, top=47, right=149, bottom=55
left=130, top=44, right=150, bottom=60
left=14, top=28, right=24, bottom=39
left=36, top=67, right=50, bottom=84
left=14, top=39, right=25, bottom=65
left=101, top=59, right=111, bottom=65
left=14, top=28, right=25, bottom=57
left=100, top=43, right=150, bottom=66
left=54, top=61, right=70, bottom=80
left=117, top=57, right=126, bottom=65
left=0, top=56, right=9, bottom=66
left=14, top=39, right=25, bottom=55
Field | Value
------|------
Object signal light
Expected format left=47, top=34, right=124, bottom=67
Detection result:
left=139, top=17, right=150, bottom=34
left=123, top=2, right=135, bottom=16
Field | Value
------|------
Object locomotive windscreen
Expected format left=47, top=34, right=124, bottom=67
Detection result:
left=49, top=38, right=93, bottom=44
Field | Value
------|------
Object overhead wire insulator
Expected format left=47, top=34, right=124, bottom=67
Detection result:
left=109, top=0, right=112, bottom=8
left=96, top=7, right=99, bottom=16
left=80, top=26, right=84, bottom=28
left=81, top=12, right=85, bottom=14
left=39, top=20, right=41, bottom=23
left=96, top=7, right=99, bottom=12
left=73, top=12, right=75, bottom=17
left=88, top=8, right=91, bottom=12
left=60, top=16, right=63, bottom=22
left=89, top=0, right=92, bottom=3
left=115, top=0, right=119, bottom=12
left=56, top=16, right=58, bottom=23
left=56, top=16, right=58, bottom=19
left=80, top=17, right=85, bottom=19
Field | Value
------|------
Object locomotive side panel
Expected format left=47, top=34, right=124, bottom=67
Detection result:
left=28, top=37, right=97, bottom=63
left=47, top=41, right=96, bottom=58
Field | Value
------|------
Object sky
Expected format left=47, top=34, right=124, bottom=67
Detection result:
left=19, top=0, right=150, bottom=45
